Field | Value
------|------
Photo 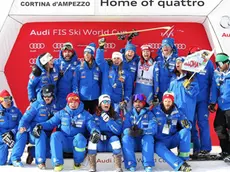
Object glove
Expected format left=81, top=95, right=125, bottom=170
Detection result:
left=32, top=124, right=43, bottom=138
left=119, top=101, right=127, bottom=110
left=152, top=95, right=159, bottom=106
left=101, top=112, right=110, bottom=122
left=2, top=131, right=15, bottom=148
left=128, top=125, right=143, bottom=137
left=32, top=64, right=42, bottom=77
left=127, top=30, right=139, bottom=41
left=181, top=120, right=190, bottom=129
left=30, top=98, right=37, bottom=103
left=117, top=34, right=126, bottom=40
left=90, top=130, right=100, bottom=144
left=183, top=79, right=191, bottom=89
left=208, top=103, right=216, bottom=113
left=98, top=38, right=106, bottom=49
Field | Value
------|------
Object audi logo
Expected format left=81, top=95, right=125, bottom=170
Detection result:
left=53, top=43, right=64, bottom=49
left=29, top=43, right=45, bottom=49
left=29, top=58, right=36, bottom=64
left=220, top=16, right=230, bottom=29
left=148, top=43, right=186, bottom=50
left=104, top=43, right=116, bottom=49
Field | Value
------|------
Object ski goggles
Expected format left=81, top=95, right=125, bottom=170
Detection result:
left=67, top=96, right=80, bottom=103
left=101, top=100, right=111, bottom=104
left=216, top=60, right=229, bottom=67
left=133, top=94, right=146, bottom=102
left=61, top=43, right=73, bottom=51
left=3, top=96, right=12, bottom=102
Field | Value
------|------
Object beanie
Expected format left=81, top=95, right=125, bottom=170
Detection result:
left=216, top=53, right=229, bottom=62
left=41, top=85, right=55, bottom=97
left=141, top=44, right=152, bottom=51
left=0, top=90, right=11, bottom=103
left=98, top=94, right=111, bottom=106
left=163, top=91, right=174, bottom=102
left=112, top=52, right=123, bottom=61
left=176, top=56, right=185, bottom=63
left=125, top=43, right=136, bottom=53
left=84, top=43, right=96, bottom=56
left=161, top=38, right=175, bottom=48
left=66, top=93, right=80, bottom=104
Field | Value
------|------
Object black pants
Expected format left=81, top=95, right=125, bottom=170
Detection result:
left=82, top=99, right=98, bottom=114
left=214, top=108, right=230, bottom=154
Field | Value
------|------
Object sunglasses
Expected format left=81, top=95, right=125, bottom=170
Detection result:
left=133, top=94, right=146, bottom=102
left=3, top=96, right=12, bottom=102
left=216, top=60, right=229, bottom=67
left=101, top=100, right=111, bottom=104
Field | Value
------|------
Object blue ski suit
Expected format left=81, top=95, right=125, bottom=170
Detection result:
left=10, top=94, right=57, bottom=164
left=54, top=50, right=79, bottom=110
left=39, top=102, right=98, bottom=166
left=192, top=60, right=214, bottom=153
left=0, top=103, right=22, bottom=165
left=156, top=49, right=178, bottom=100
left=95, top=48, right=133, bottom=112
left=88, top=113, right=122, bottom=155
left=122, top=107, right=157, bottom=169
left=28, top=56, right=59, bottom=102
left=72, top=60, right=101, bottom=101
left=169, top=74, right=199, bottom=122
left=153, top=104, right=191, bottom=171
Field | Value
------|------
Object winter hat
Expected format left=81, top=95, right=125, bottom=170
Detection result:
left=161, top=38, right=175, bottom=48
left=98, top=94, right=111, bottom=106
left=84, top=43, right=96, bottom=56
left=141, top=44, right=151, bottom=52
left=163, top=91, right=174, bottom=102
left=66, top=93, right=80, bottom=104
left=41, top=84, right=55, bottom=97
left=176, top=56, right=185, bottom=63
left=125, top=43, right=136, bottom=53
left=188, top=46, right=201, bottom=55
left=112, top=52, right=123, bottom=61
left=215, top=53, right=229, bottom=62
left=0, top=90, right=11, bottom=103
left=39, top=53, right=53, bottom=66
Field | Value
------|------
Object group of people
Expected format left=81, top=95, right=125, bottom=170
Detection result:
left=1, top=34, right=230, bottom=172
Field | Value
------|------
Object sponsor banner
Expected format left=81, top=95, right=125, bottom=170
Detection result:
left=182, top=49, right=214, bottom=73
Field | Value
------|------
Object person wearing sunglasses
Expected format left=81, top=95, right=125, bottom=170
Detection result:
left=54, top=42, right=80, bottom=110
left=122, top=94, right=157, bottom=172
left=152, top=91, right=192, bottom=171
left=32, top=92, right=100, bottom=171
left=0, top=90, right=22, bottom=166
left=209, top=53, right=230, bottom=162
left=87, top=94, right=123, bottom=172
left=28, top=52, right=59, bottom=104
left=10, top=84, right=57, bottom=169
left=155, top=38, right=178, bottom=101
left=73, top=43, right=101, bottom=114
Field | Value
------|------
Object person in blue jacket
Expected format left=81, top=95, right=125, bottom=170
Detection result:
left=209, top=53, right=230, bottom=162
left=73, top=43, right=101, bottom=114
left=187, top=47, right=214, bottom=158
left=169, top=57, right=199, bottom=123
left=96, top=38, right=133, bottom=114
left=10, top=85, right=57, bottom=169
left=134, top=44, right=159, bottom=106
left=156, top=38, right=178, bottom=101
left=28, top=52, right=59, bottom=103
left=87, top=94, right=123, bottom=172
left=0, top=90, right=22, bottom=165
left=33, top=93, right=100, bottom=171
left=54, top=42, right=80, bottom=110
left=153, top=91, right=192, bottom=171
left=122, top=93, right=157, bottom=172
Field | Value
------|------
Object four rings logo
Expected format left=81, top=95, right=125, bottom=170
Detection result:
left=149, top=43, right=186, bottom=50
left=29, top=43, right=45, bottom=49
left=220, top=16, right=230, bottom=29
left=104, top=42, right=116, bottom=49
left=53, top=43, right=64, bottom=49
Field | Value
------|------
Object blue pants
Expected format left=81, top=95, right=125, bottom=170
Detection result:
left=192, top=101, right=211, bottom=153
left=155, top=128, right=191, bottom=171
left=10, top=131, right=49, bottom=164
left=50, top=131, right=87, bottom=166
left=0, top=136, right=9, bottom=165
left=122, top=135, right=155, bottom=169
left=88, top=135, right=121, bottom=155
